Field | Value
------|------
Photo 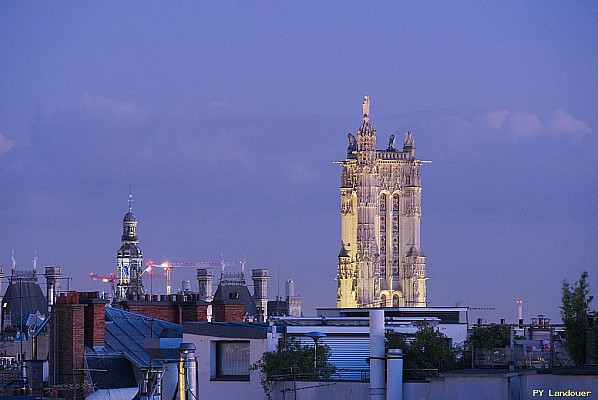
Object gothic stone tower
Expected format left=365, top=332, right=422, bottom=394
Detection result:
left=337, top=96, right=427, bottom=308
left=116, top=196, right=145, bottom=301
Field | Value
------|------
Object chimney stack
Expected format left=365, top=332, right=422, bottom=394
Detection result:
left=196, top=268, right=214, bottom=302
left=45, top=266, right=62, bottom=314
left=516, top=299, right=523, bottom=327
left=251, top=269, right=269, bottom=322
left=50, top=292, right=85, bottom=399
left=79, top=291, right=109, bottom=348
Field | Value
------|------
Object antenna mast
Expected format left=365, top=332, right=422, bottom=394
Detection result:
left=127, top=187, right=134, bottom=212
left=33, top=250, right=38, bottom=272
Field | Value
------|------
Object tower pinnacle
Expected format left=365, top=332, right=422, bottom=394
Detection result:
left=362, top=95, right=371, bottom=122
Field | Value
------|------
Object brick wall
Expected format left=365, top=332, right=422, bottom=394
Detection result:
left=122, top=303, right=178, bottom=323
left=79, top=292, right=109, bottom=347
left=180, top=302, right=209, bottom=322
left=50, top=293, right=86, bottom=399
left=117, top=300, right=209, bottom=324
left=212, top=300, right=245, bottom=322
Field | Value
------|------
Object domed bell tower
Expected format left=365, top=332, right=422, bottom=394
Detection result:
left=115, top=194, right=145, bottom=301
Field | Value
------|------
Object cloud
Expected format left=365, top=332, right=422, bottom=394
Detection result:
left=478, top=109, right=511, bottom=130
left=80, top=94, right=145, bottom=120
left=25, top=95, right=334, bottom=199
left=0, top=132, right=14, bottom=156
left=550, top=108, right=592, bottom=136
left=504, top=110, right=543, bottom=137
left=442, top=107, right=592, bottom=139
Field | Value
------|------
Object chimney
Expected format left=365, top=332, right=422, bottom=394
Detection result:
left=285, top=279, right=295, bottom=298
left=196, top=268, right=214, bottom=302
left=517, top=299, right=524, bottom=328
left=79, top=291, right=109, bottom=348
left=251, top=269, right=269, bottom=322
left=45, top=266, right=62, bottom=314
left=50, top=292, right=85, bottom=399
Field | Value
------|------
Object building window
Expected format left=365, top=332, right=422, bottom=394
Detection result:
left=214, top=341, right=250, bottom=381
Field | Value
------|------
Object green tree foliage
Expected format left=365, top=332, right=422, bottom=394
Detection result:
left=561, top=271, right=594, bottom=366
left=251, top=338, right=335, bottom=399
left=470, top=325, right=511, bottom=348
left=386, top=322, right=462, bottom=376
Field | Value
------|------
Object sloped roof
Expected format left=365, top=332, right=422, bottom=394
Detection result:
left=104, top=307, right=182, bottom=368
left=86, top=355, right=136, bottom=389
left=2, top=278, right=48, bottom=327
left=213, top=282, right=257, bottom=317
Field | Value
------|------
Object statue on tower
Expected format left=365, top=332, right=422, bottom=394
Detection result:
left=347, top=132, right=357, bottom=151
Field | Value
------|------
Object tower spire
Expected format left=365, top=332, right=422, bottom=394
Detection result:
left=362, top=95, right=371, bottom=123
left=127, top=188, right=134, bottom=213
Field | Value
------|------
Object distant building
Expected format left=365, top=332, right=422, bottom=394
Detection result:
left=267, top=297, right=289, bottom=318
left=212, top=270, right=256, bottom=320
left=337, top=96, right=427, bottom=308
left=1, top=265, right=47, bottom=331
left=268, top=279, right=302, bottom=317
left=285, top=279, right=302, bottom=316
left=115, top=195, right=146, bottom=301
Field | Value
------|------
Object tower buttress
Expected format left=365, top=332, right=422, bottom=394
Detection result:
left=355, top=96, right=380, bottom=307
left=336, top=243, right=357, bottom=308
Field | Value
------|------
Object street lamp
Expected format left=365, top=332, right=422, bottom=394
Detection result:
left=305, top=331, right=326, bottom=372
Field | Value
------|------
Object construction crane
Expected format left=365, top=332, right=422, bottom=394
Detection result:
left=146, top=259, right=246, bottom=295
left=91, top=267, right=160, bottom=299
left=90, top=273, right=116, bottom=298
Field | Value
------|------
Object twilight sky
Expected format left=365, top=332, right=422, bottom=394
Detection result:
left=1, top=2, right=597, bottom=323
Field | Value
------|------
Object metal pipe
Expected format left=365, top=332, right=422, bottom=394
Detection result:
left=177, top=343, right=198, bottom=400
left=386, top=348, right=403, bottom=400
left=369, top=309, right=385, bottom=400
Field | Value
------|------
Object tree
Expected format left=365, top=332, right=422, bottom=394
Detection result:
left=386, top=322, right=461, bottom=377
left=470, top=324, right=511, bottom=349
left=561, top=271, right=594, bottom=366
left=251, top=338, right=335, bottom=399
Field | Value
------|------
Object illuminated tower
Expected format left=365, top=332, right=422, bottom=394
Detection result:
left=115, top=194, right=145, bottom=300
left=337, top=97, right=427, bottom=308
